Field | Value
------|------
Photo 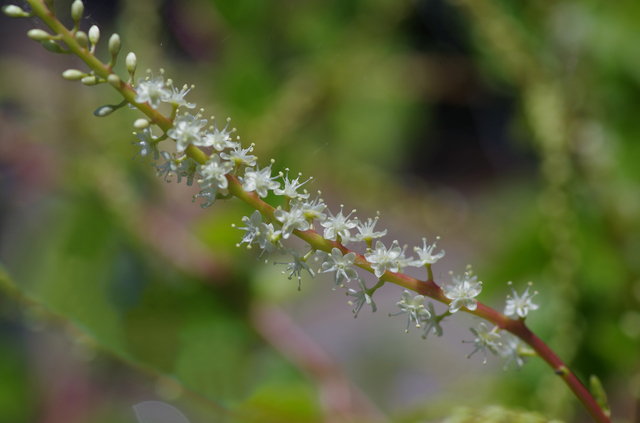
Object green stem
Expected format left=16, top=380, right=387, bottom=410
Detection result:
left=21, top=2, right=610, bottom=421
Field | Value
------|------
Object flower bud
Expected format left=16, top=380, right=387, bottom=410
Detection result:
left=71, top=0, right=84, bottom=23
left=41, top=40, right=66, bottom=54
left=126, top=52, right=137, bottom=74
left=94, top=105, right=116, bottom=117
left=2, top=5, right=30, bottom=18
left=75, top=31, right=88, bottom=49
left=134, top=119, right=150, bottom=130
left=108, top=33, right=121, bottom=57
left=88, top=25, right=100, bottom=46
left=62, top=69, right=86, bottom=81
left=27, top=29, right=52, bottom=42
left=107, top=74, right=121, bottom=88
left=81, top=76, right=98, bottom=85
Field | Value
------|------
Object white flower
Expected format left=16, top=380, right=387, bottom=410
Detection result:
left=419, top=303, right=444, bottom=340
left=193, top=186, right=218, bottom=209
left=165, top=81, right=196, bottom=109
left=299, top=195, right=327, bottom=223
left=132, top=127, right=160, bottom=160
left=177, top=157, right=198, bottom=186
left=499, top=333, right=533, bottom=370
left=275, top=249, right=315, bottom=291
left=152, top=151, right=179, bottom=182
left=351, top=217, right=387, bottom=245
left=201, top=117, right=237, bottom=151
left=134, top=73, right=171, bottom=109
left=442, top=273, right=482, bottom=313
left=364, top=240, right=402, bottom=278
left=465, top=322, right=501, bottom=364
left=504, top=282, right=539, bottom=318
left=256, top=222, right=285, bottom=260
left=389, top=290, right=431, bottom=332
left=234, top=210, right=262, bottom=247
left=167, top=113, right=207, bottom=152
left=320, top=247, right=358, bottom=289
left=274, top=170, right=312, bottom=200
left=220, top=144, right=257, bottom=168
left=273, top=204, right=310, bottom=239
left=346, top=279, right=376, bottom=318
left=394, top=244, right=415, bottom=272
left=320, top=205, right=358, bottom=241
left=197, top=154, right=233, bottom=190
left=411, top=237, right=445, bottom=267
left=241, top=165, right=280, bottom=198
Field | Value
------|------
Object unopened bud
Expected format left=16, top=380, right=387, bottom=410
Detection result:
left=108, top=33, right=121, bottom=57
left=88, top=25, right=100, bottom=46
left=62, top=69, right=86, bottom=81
left=27, top=29, right=52, bottom=42
left=71, top=0, right=84, bottom=23
left=41, top=40, right=65, bottom=54
left=2, top=5, right=30, bottom=18
left=107, top=74, right=121, bottom=88
left=94, top=105, right=116, bottom=117
left=134, top=119, right=150, bottom=130
left=81, top=76, right=98, bottom=86
left=126, top=52, right=137, bottom=74
left=75, top=31, right=88, bottom=49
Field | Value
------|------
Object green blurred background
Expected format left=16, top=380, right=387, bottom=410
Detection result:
left=0, top=0, right=639, bottom=422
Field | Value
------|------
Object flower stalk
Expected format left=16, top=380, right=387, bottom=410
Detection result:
left=8, top=1, right=612, bottom=422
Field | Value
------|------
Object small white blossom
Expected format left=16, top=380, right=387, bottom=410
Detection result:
left=389, top=290, right=431, bottom=333
left=273, top=203, right=310, bottom=239
left=419, top=303, right=444, bottom=339
left=201, top=117, right=237, bottom=151
left=411, top=237, right=445, bottom=267
left=364, top=240, right=402, bottom=278
left=177, top=157, right=198, bottom=186
left=197, top=154, right=233, bottom=190
left=351, top=216, right=387, bottom=245
left=234, top=210, right=263, bottom=247
left=132, top=128, right=160, bottom=160
left=346, top=279, right=376, bottom=318
left=242, top=165, right=280, bottom=198
left=167, top=113, right=207, bottom=152
left=275, top=249, right=315, bottom=291
left=499, top=333, right=533, bottom=370
left=504, top=282, right=539, bottom=318
left=299, top=194, right=327, bottom=223
left=321, top=205, right=358, bottom=241
left=442, top=273, right=482, bottom=313
left=166, top=81, right=196, bottom=109
left=274, top=170, right=312, bottom=200
left=193, top=186, right=218, bottom=209
left=464, top=322, right=501, bottom=364
left=256, top=222, right=285, bottom=260
left=320, top=247, right=358, bottom=289
left=395, top=244, right=415, bottom=272
left=152, top=151, right=179, bottom=182
left=220, top=143, right=257, bottom=168
left=134, top=73, right=171, bottom=109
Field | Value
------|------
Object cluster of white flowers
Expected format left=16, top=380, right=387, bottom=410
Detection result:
left=6, top=1, right=599, bottom=414
left=22, top=0, right=540, bottom=366
left=118, top=63, right=551, bottom=372
left=134, top=70, right=544, bottom=369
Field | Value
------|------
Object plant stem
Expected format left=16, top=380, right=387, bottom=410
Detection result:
left=21, top=1, right=610, bottom=421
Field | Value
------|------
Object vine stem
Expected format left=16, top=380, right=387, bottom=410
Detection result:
left=21, top=1, right=610, bottom=421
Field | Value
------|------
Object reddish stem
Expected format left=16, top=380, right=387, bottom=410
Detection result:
left=23, top=2, right=610, bottom=420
